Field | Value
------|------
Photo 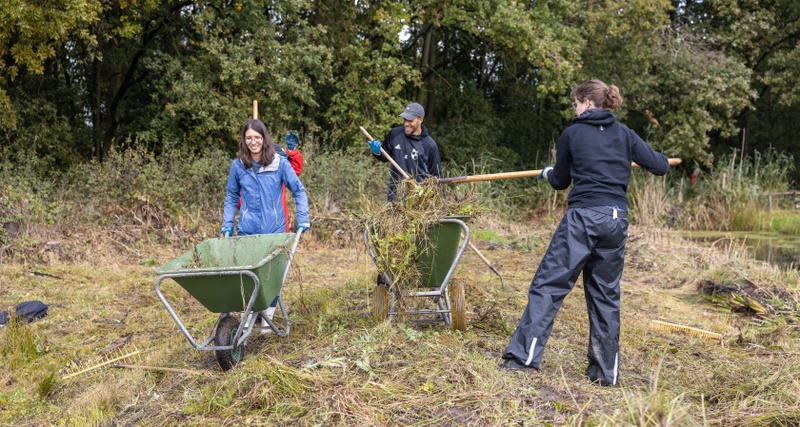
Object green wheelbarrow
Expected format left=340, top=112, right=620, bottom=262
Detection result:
left=154, top=231, right=301, bottom=371
left=364, top=218, right=470, bottom=331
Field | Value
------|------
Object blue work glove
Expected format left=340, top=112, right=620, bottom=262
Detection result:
left=221, top=227, right=233, bottom=237
left=539, top=166, right=553, bottom=180
left=368, top=139, right=382, bottom=155
left=297, top=222, right=310, bottom=234
left=285, top=130, right=299, bottom=150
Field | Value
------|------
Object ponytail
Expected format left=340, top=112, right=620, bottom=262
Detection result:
left=571, top=79, right=624, bottom=110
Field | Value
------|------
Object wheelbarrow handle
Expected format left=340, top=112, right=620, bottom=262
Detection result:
left=281, top=229, right=303, bottom=287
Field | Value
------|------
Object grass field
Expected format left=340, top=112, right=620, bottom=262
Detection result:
left=2, top=219, right=799, bottom=426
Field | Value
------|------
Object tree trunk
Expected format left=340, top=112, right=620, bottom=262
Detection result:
left=91, top=47, right=102, bottom=161
left=418, top=23, right=433, bottom=107
left=425, top=29, right=437, bottom=126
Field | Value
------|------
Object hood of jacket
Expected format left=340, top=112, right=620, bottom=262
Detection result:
left=571, top=109, right=617, bottom=128
left=258, top=154, right=281, bottom=172
left=407, top=124, right=430, bottom=141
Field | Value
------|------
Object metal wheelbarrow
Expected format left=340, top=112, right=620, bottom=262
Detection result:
left=364, top=217, right=470, bottom=331
left=154, top=231, right=301, bottom=371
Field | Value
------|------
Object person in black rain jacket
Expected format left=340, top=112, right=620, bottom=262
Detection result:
left=368, top=102, right=442, bottom=201
left=500, top=79, right=670, bottom=387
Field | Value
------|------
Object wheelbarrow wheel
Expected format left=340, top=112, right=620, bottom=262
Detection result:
left=372, top=284, right=390, bottom=323
left=450, top=280, right=467, bottom=332
left=215, top=315, right=245, bottom=371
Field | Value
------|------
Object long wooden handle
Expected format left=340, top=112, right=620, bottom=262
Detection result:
left=359, top=126, right=412, bottom=180
left=438, top=158, right=683, bottom=184
left=253, top=100, right=258, bottom=120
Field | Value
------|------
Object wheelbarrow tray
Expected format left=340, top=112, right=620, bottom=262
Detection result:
left=414, top=220, right=464, bottom=288
left=155, top=233, right=294, bottom=313
left=365, top=217, right=470, bottom=329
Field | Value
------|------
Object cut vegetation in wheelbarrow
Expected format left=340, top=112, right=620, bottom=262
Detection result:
left=360, top=179, right=478, bottom=330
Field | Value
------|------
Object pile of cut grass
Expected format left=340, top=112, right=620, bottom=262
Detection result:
left=357, top=179, right=477, bottom=312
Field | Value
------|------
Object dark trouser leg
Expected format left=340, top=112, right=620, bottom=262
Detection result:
left=502, top=210, right=592, bottom=367
left=583, top=215, right=627, bottom=386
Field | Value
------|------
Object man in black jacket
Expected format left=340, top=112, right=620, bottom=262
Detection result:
left=369, top=102, right=442, bottom=201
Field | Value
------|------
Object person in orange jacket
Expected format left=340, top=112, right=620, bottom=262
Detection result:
left=237, top=130, right=304, bottom=232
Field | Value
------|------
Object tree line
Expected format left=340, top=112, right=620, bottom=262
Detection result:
left=1, top=0, right=798, bottom=183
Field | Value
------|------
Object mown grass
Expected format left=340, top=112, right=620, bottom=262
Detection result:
left=2, top=219, right=799, bottom=426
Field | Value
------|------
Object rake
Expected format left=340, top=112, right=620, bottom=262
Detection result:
left=61, top=346, right=142, bottom=380
left=650, top=320, right=724, bottom=345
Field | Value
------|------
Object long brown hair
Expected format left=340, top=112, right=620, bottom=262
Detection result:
left=571, top=79, right=623, bottom=110
left=238, top=119, right=276, bottom=169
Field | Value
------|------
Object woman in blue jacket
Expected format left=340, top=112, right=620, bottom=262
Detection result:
left=221, top=119, right=310, bottom=236
left=221, top=119, right=310, bottom=328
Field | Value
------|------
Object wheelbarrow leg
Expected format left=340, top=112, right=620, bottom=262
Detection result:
left=261, top=297, right=290, bottom=337
left=439, top=287, right=452, bottom=326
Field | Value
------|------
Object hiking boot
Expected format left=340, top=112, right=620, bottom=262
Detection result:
left=586, top=376, right=616, bottom=387
left=585, top=365, right=616, bottom=386
left=499, top=358, right=538, bottom=371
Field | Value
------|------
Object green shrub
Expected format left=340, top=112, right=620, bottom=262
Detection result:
left=57, top=146, right=230, bottom=227
left=0, top=152, right=61, bottom=245
left=301, top=149, right=387, bottom=213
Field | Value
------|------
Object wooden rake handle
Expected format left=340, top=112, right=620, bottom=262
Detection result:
left=359, top=126, right=411, bottom=180
left=438, top=158, right=683, bottom=184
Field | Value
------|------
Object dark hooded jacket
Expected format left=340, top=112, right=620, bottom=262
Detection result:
left=374, top=124, right=442, bottom=200
left=548, top=109, right=669, bottom=208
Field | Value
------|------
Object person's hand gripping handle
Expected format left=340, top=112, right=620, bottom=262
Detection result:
left=358, top=126, right=411, bottom=180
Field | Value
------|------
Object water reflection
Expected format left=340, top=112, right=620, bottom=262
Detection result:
left=681, top=231, right=800, bottom=270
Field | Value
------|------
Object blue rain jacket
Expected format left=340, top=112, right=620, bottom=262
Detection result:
left=222, top=155, right=309, bottom=235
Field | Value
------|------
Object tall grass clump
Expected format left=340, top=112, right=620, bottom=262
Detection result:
left=1, top=145, right=233, bottom=256
left=628, top=171, right=675, bottom=228
left=677, top=148, right=794, bottom=231
left=601, top=389, right=699, bottom=426
left=0, top=316, right=38, bottom=371
left=769, top=213, right=800, bottom=235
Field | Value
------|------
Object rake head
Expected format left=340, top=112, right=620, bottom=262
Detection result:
left=61, top=346, right=142, bottom=380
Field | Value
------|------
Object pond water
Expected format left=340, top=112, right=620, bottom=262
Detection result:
left=680, top=230, right=800, bottom=271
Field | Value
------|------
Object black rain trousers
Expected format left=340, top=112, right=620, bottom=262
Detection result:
left=502, top=206, right=628, bottom=386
